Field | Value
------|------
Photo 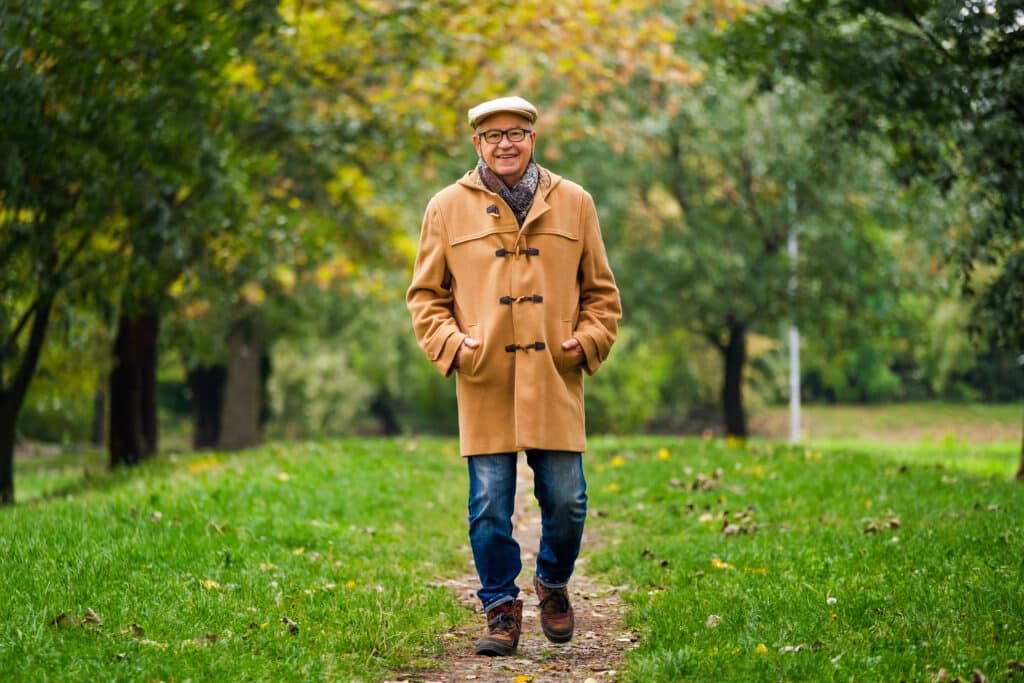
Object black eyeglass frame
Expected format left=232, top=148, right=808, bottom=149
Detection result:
left=477, top=127, right=534, bottom=144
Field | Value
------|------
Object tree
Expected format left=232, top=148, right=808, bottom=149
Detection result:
left=0, top=0, right=278, bottom=500
left=723, top=0, right=1024, bottom=472
left=603, top=72, right=938, bottom=435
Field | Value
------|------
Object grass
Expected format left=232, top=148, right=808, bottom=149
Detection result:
left=3, top=407, right=1022, bottom=681
left=584, top=435, right=1024, bottom=682
left=0, top=438, right=471, bottom=682
left=752, top=401, right=1022, bottom=444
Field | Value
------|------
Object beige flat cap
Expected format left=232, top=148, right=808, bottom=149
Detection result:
left=467, top=96, right=538, bottom=129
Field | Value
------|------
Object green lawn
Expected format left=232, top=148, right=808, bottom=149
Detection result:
left=3, top=429, right=1022, bottom=681
left=752, top=401, right=1021, bottom=444
left=584, top=435, right=1024, bottom=682
left=0, top=439, right=470, bottom=681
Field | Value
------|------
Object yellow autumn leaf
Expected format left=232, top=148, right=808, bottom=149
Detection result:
left=188, top=456, right=220, bottom=474
left=513, top=675, right=534, bottom=683
left=710, top=557, right=734, bottom=570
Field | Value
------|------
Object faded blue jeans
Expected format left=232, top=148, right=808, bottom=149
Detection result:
left=467, top=450, right=587, bottom=613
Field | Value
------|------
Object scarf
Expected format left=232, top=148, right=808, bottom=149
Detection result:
left=477, top=158, right=539, bottom=227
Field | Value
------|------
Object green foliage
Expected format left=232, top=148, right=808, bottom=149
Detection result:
left=267, top=340, right=374, bottom=440
left=585, top=327, right=668, bottom=434
left=723, top=0, right=1024, bottom=353
left=0, top=439, right=469, bottom=680
left=585, top=436, right=1024, bottom=681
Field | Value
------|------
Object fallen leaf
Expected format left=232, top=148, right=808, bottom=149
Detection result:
left=779, top=643, right=811, bottom=654
left=85, top=608, right=103, bottom=625
left=282, top=616, right=299, bottom=634
left=50, top=613, right=80, bottom=627
left=205, top=633, right=218, bottom=644
left=513, top=675, right=533, bottom=683
left=710, top=557, right=734, bottom=570
left=119, top=623, right=145, bottom=638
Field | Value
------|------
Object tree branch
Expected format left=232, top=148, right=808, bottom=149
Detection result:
left=666, top=128, right=692, bottom=215
left=892, top=1, right=955, bottom=63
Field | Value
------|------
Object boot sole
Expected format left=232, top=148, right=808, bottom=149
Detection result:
left=475, top=638, right=518, bottom=656
left=541, top=626, right=574, bottom=643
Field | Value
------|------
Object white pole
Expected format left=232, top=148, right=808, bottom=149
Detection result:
left=788, top=179, right=801, bottom=444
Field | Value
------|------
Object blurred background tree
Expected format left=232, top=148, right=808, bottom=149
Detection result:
left=2, top=0, right=1020, bottom=503
left=721, top=0, right=1023, bottom=470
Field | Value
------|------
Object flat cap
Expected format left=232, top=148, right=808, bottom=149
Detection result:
left=467, top=96, right=538, bottom=129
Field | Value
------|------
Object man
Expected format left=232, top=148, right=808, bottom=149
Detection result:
left=406, top=96, right=621, bottom=656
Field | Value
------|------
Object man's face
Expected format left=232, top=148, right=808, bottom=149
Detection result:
left=472, top=112, right=536, bottom=187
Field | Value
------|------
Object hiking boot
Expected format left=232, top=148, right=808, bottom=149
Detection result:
left=475, top=599, right=523, bottom=656
left=534, top=577, right=574, bottom=643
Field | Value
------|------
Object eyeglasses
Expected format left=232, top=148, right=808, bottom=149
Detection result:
left=477, top=127, right=533, bottom=144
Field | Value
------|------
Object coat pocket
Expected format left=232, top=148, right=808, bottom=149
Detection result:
left=553, top=320, right=583, bottom=374
left=458, top=323, right=483, bottom=377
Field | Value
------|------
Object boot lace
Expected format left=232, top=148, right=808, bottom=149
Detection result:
left=538, top=587, right=570, bottom=614
left=488, top=609, right=517, bottom=634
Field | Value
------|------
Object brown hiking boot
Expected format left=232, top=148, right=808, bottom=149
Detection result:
left=534, top=577, right=574, bottom=643
left=475, top=599, right=523, bottom=656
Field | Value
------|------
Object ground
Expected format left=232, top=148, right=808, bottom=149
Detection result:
left=389, top=454, right=636, bottom=683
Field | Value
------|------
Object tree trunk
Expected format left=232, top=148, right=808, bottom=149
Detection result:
left=721, top=323, right=748, bottom=438
left=187, top=364, right=226, bottom=450
left=0, top=293, right=56, bottom=505
left=218, top=322, right=264, bottom=451
left=109, top=304, right=160, bottom=467
left=0, top=411, right=16, bottom=506
left=91, top=388, right=106, bottom=447
left=370, top=389, right=401, bottom=436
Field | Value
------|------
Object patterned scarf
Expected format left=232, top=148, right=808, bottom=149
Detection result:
left=477, top=158, right=539, bottom=227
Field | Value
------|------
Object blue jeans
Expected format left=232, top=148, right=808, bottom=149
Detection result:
left=467, top=450, right=587, bottom=612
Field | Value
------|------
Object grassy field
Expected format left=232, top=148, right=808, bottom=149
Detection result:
left=0, top=439, right=471, bottom=681
left=584, top=435, right=1024, bottom=682
left=752, top=401, right=1021, bottom=444
left=2, top=404, right=1022, bottom=681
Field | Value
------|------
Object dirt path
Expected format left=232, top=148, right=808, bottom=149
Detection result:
left=390, top=454, right=637, bottom=683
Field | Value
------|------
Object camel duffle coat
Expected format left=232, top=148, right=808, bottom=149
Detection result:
left=407, top=165, right=621, bottom=456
